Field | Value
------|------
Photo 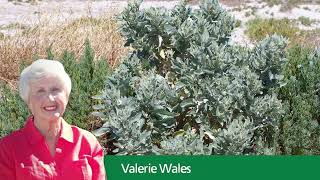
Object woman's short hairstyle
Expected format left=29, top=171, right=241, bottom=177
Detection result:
left=19, top=59, right=72, bottom=103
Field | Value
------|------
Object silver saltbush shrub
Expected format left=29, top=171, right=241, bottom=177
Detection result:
left=93, top=0, right=285, bottom=155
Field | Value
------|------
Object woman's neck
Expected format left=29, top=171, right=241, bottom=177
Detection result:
left=33, top=116, right=62, bottom=141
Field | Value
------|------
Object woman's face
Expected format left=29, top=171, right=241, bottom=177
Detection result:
left=28, top=75, right=69, bottom=123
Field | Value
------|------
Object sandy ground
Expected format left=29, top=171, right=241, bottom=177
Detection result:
left=222, top=1, right=320, bottom=46
left=0, top=0, right=180, bottom=26
left=0, top=0, right=320, bottom=46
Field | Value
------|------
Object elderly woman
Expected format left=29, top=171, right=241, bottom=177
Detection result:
left=0, top=59, right=106, bottom=180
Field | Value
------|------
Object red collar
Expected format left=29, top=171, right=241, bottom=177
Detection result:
left=24, top=115, right=74, bottom=144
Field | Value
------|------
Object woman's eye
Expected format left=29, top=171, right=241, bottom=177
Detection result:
left=52, top=87, right=61, bottom=92
left=37, top=89, right=45, bottom=93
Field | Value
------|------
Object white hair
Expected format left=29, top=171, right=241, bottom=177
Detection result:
left=19, top=59, right=72, bottom=103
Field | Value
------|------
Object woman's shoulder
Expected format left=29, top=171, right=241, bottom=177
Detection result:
left=70, top=125, right=99, bottom=143
left=69, top=125, right=103, bottom=154
left=0, top=129, right=25, bottom=147
left=0, top=129, right=23, bottom=144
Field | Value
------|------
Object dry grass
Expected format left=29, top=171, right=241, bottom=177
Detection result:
left=0, top=11, right=128, bottom=88
left=299, top=29, right=320, bottom=48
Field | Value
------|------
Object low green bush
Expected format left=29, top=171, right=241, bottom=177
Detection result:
left=298, top=16, right=313, bottom=26
left=245, top=17, right=299, bottom=43
left=0, top=84, right=29, bottom=138
left=277, top=46, right=320, bottom=155
left=246, top=17, right=320, bottom=48
left=57, top=40, right=110, bottom=130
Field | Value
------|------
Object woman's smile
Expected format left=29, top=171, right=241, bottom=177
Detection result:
left=43, top=105, right=57, bottom=111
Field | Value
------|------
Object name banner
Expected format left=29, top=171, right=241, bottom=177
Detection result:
left=104, top=156, right=320, bottom=180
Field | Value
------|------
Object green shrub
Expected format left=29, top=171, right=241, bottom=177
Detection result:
left=0, top=32, right=4, bottom=40
left=264, top=0, right=281, bottom=7
left=0, top=84, right=29, bottom=138
left=302, top=6, right=311, bottom=10
left=298, top=16, right=313, bottom=26
left=93, top=0, right=285, bottom=155
left=277, top=46, right=320, bottom=154
left=235, top=19, right=242, bottom=28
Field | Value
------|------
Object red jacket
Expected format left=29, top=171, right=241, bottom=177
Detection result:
left=0, top=116, right=106, bottom=180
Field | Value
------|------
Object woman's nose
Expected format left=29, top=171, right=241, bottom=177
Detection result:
left=48, top=94, right=55, bottom=101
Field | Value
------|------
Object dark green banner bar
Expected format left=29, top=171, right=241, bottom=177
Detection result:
left=104, top=156, right=320, bottom=180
